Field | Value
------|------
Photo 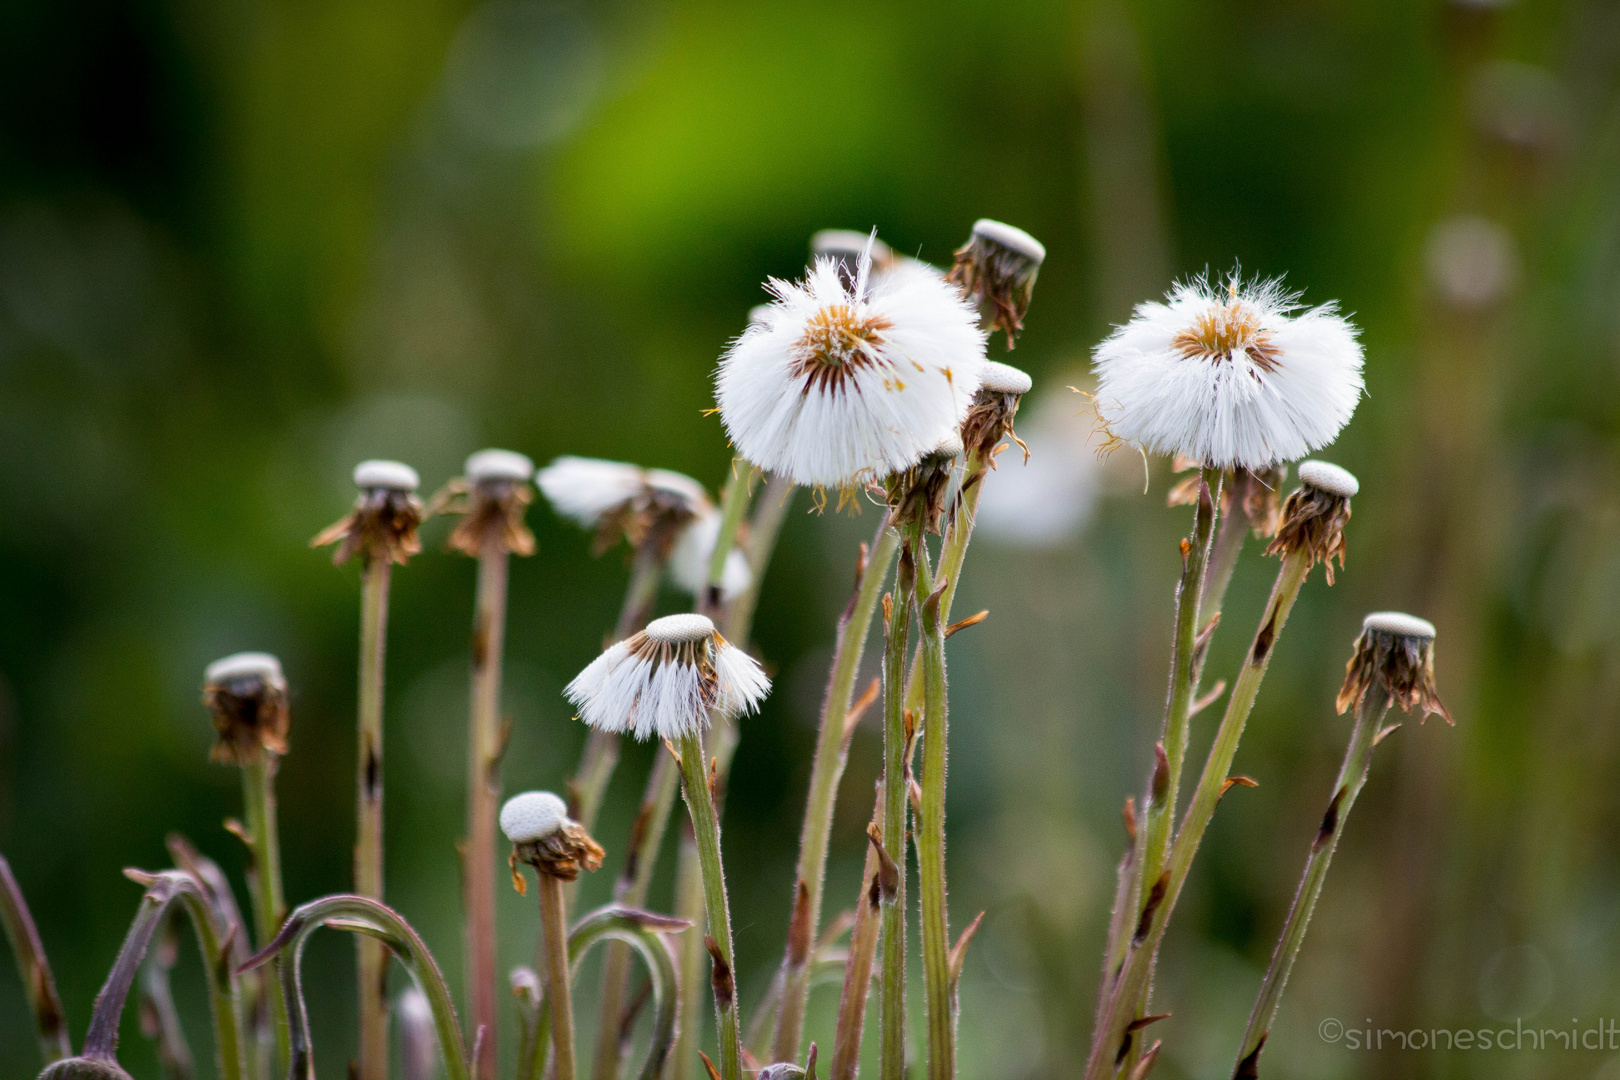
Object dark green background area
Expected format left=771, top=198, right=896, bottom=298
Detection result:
left=1, top=1, right=1618, bottom=1077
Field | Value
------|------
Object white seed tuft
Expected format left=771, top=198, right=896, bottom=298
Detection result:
left=499, top=791, right=569, bottom=843
left=537, top=456, right=708, bottom=528
left=465, top=448, right=534, bottom=485
left=978, top=360, right=1033, bottom=396
left=971, top=219, right=1046, bottom=264
left=668, top=509, right=752, bottom=601
left=352, top=460, right=420, bottom=492
left=1296, top=460, right=1359, bottom=499
left=205, top=652, right=284, bottom=686
left=1362, top=612, right=1436, bottom=641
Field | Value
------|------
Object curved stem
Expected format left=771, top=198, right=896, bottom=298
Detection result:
left=879, top=522, right=921, bottom=1080
left=676, top=729, right=744, bottom=1080
left=1233, top=684, right=1393, bottom=1075
left=240, top=894, right=470, bottom=1080
left=356, top=555, right=392, bottom=1080
left=242, top=757, right=291, bottom=1074
left=139, top=915, right=195, bottom=1080
left=0, top=854, right=72, bottom=1063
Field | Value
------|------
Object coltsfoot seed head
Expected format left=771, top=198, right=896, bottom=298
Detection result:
left=948, top=220, right=1046, bottom=348
left=667, top=509, right=753, bottom=601
left=1296, top=460, right=1359, bottom=499
left=537, top=455, right=712, bottom=558
left=499, top=791, right=570, bottom=844
left=465, top=448, right=534, bottom=485
left=1265, top=462, right=1357, bottom=584
left=977, top=360, right=1034, bottom=396
left=202, top=652, right=290, bottom=765
left=1337, top=611, right=1450, bottom=723
left=962, top=361, right=1033, bottom=459
left=501, top=790, right=604, bottom=882
left=352, top=460, right=420, bottom=492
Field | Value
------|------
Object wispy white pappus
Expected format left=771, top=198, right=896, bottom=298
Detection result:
left=536, top=456, right=708, bottom=529
left=1091, top=273, right=1364, bottom=470
left=715, top=249, right=987, bottom=489
left=668, top=507, right=752, bottom=600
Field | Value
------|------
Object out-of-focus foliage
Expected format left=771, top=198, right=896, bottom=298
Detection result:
left=1, top=1, right=1618, bottom=1077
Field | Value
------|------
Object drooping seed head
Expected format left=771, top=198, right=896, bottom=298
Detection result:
left=500, top=790, right=604, bottom=882
left=1092, top=272, right=1364, bottom=470
left=565, top=612, right=771, bottom=741
left=961, top=360, right=1033, bottom=460
left=202, top=652, right=290, bottom=766
left=948, top=219, right=1046, bottom=348
left=885, top=433, right=964, bottom=534
left=441, top=448, right=536, bottom=557
left=1265, top=460, right=1358, bottom=583
left=537, top=456, right=711, bottom=557
left=312, top=460, right=425, bottom=566
left=1337, top=612, right=1451, bottom=723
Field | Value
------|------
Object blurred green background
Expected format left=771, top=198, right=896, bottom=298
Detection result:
left=2, top=0, right=1618, bottom=1077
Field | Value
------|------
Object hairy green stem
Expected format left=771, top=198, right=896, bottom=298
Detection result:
left=538, top=874, right=578, bottom=1080
left=1233, top=683, right=1393, bottom=1075
left=915, top=548, right=953, bottom=1080
left=1086, top=546, right=1310, bottom=1080
left=677, top=729, right=744, bottom=1080
left=772, top=518, right=899, bottom=1063
left=0, top=854, right=72, bottom=1063
left=356, top=555, right=392, bottom=1080
left=879, top=522, right=921, bottom=1080
left=668, top=831, right=706, bottom=1080
left=242, top=757, right=291, bottom=1073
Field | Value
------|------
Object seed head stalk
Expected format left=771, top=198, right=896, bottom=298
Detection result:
left=1087, top=544, right=1311, bottom=1080
left=828, top=786, right=885, bottom=1080
left=771, top=516, right=900, bottom=1063
left=1233, top=682, right=1392, bottom=1075
left=536, top=872, right=578, bottom=1080
left=241, top=755, right=291, bottom=1073
left=355, top=554, right=392, bottom=1080
left=879, top=521, right=922, bottom=1080
left=0, top=855, right=72, bottom=1063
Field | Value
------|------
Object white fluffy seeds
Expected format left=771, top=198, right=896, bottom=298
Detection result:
left=465, top=448, right=534, bottom=485
left=668, top=509, right=753, bottom=601
left=352, top=460, right=420, bottom=492
left=1091, top=275, right=1364, bottom=470
left=499, top=791, right=569, bottom=843
left=1296, top=460, right=1359, bottom=499
left=1362, top=612, right=1437, bottom=641
left=537, top=456, right=709, bottom=528
left=716, top=250, right=987, bottom=488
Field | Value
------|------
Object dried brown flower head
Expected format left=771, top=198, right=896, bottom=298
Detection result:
left=311, top=461, right=424, bottom=566
left=884, top=437, right=963, bottom=534
left=433, top=450, right=537, bottom=558
left=1263, top=461, right=1358, bottom=584
left=500, top=791, right=605, bottom=884
left=201, top=653, right=290, bottom=766
left=1167, top=459, right=1287, bottom=538
left=1336, top=612, right=1451, bottom=723
left=947, top=219, right=1046, bottom=348
left=960, top=360, right=1033, bottom=462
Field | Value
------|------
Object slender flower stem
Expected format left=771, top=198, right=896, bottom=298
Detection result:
left=901, top=449, right=988, bottom=715
left=676, top=729, right=744, bottom=1080
left=915, top=543, right=954, bottom=1080
left=466, top=531, right=511, bottom=1080
left=1233, top=683, right=1393, bottom=1075
left=79, top=875, right=195, bottom=1066
left=537, top=873, right=578, bottom=1080
left=1201, top=480, right=1251, bottom=623
left=879, top=521, right=921, bottom=1080
left=829, top=787, right=884, bottom=1080
left=356, top=554, right=393, bottom=1080
left=772, top=517, right=899, bottom=1062
left=0, top=854, right=72, bottom=1063
left=241, top=757, right=291, bottom=1073
left=668, top=831, right=706, bottom=1080
left=1086, top=546, right=1311, bottom=1080
left=140, top=919, right=195, bottom=1080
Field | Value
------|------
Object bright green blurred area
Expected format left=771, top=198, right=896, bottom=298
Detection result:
left=2, top=1, right=1618, bottom=1078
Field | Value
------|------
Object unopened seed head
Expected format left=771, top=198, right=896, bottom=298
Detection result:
left=352, top=459, right=419, bottom=492
left=205, top=652, right=284, bottom=687
left=971, top=219, right=1046, bottom=265
left=465, top=448, right=534, bottom=485
left=500, top=791, right=570, bottom=844
left=977, top=360, right=1033, bottom=396
left=1296, top=460, right=1359, bottom=499
left=1362, top=611, right=1436, bottom=641
left=644, top=612, right=716, bottom=644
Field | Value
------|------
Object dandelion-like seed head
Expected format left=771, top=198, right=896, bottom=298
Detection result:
left=1092, top=272, right=1364, bottom=470
left=1337, top=612, right=1450, bottom=723
left=440, top=448, right=536, bottom=558
left=565, top=612, right=771, bottom=742
left=667, top=508, right=753, bottom=602
left=500, top=790, right=604, bottom=883
left=313, top=460, right=424, bottom=566
left=202, top=652, right=290, bottom=765
left=537, top=456, right=710, bottom=557
left=1265, top=460, right=1358, bottom=583
left=948, top=219, right=1046, bottom=348
left=961, top=360, right=1033, bottom=461
left=716, top=248, right=986, bottom=491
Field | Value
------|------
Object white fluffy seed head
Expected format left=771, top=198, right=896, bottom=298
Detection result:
left=565, top=620, right=771, bottom=741
left=205, top=652, right=284, bottom=687
left=1296, top=460, right=1359, bottom=498
left=499, top=791, right=569, bottom=843
left=715, top=250, right=987, bottom=488
left=811, top=229, right=894, bottom=266
left=667, top=509, right=752, bottom=601
left=352, top=460, right=419, bottom=492
left=971, top=219, right=1046, bottom=264
left=465, top=448, right=534, bottom=485
left=978, top=360, right=1033, bottom=396
left=1091, top=274, right=1365, bottom=470
left=536, top=456, right=709, bottom=528
left=1362, top=612, right=1436, bottom=641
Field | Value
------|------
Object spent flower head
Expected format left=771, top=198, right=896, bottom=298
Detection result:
left=500, top=791, right=605, bottom=883
left=565, top=613, right=770, bottom=741
left=435, top=448, right=537, bottom=557
left=1337, top=612, right=1451, bottom=723
left=1264, top=460, right=1358, bottom=583
left=537, top=455, right=710, bottom=556
left=1092, top=272, right=1364, bottom=470
left=948, top=219, right=1047, bottom=348
left=885, top=434, right=964, bottom=534
left=715, top=246, right=986, bottom=491
left=201, top=652, right=290, bottom=765
left=960, top=360, right=1033, bottom=463
left=310, top=459, right=424, bottom=566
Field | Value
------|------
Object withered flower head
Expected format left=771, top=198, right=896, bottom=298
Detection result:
left=884, top=434, right=964, bottom=534
left=1336, top=612, right=1451, bottom=724
left=536, top=455, right=709, bottom=558
left=948, top=219, right=1046, bottom=348
left=436, top=448, right=537, bottom=558
left=1263, top=460, right=1359, bottom=583
left=960, top=360, right=1033, bottom=462
left=1167, top=458, right=1287, bottom=538
left=310, top=459, right=424, bottom=566
left=202, top=652, right=290, bottom=765
left=500, top=791, right=605, bottom=883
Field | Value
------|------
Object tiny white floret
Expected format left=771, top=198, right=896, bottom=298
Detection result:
left=1091, top=274, right=1364, bottom=470
left=1296, top=460, right=1359, bottom=499
left=466, top=448, right=534, bottom=485
left=1362, top=612, right=1436, bottom=640
left=499, top=791, right=569, bottom=843
left=716, top=249, right=986, bottom=488
left=972, top=219, right=1046, bottom=264
left=978, top=360, right=1033, bottom=396
left=205, top=652, right=284, bottom=686
left=353, top=460, right=420, bottom=492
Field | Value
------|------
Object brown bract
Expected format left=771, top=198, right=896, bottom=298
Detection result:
left=947, top=234, right=1040, bottom=348
left=590, top=488, right=700, bottom=558
left=1336, top=628, right=1451, bottom=724
left=884, top=447, right=959, bottom=535
left=510, top=821, right=605, bottom=883
left=201, top=674, right=290, bottom=765
left=1169, top=297, right=1280, bottom=373
left=432, top=477, right=537, bottom=557
left=961, top=387, right=1028, bottom=463
left=310, top=488, right=424, bottom=566
left=1170, top=460, right=1286, bottom=538
left=789, top=304, right=891, bottom=398
left=1264, top=482, right=1352, bottom=583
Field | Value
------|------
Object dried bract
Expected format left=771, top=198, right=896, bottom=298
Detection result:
left=501, top=791, right=605, bottom=883
left=1336, top=612, right=1451, bottom=723
left=435, top=449, right=537, bottom=558
left=960, top=360, right=1033, bottom=462
left=884, top=435, right=963, bottom=535
left=1264, top=461, right=1358, bottom=584
left=201, top=652, right=290, bottom=765
left=947, top=219, right=1046, bottom=348
left=311, top=460, right=424, bottom=566
left=1168, top=458, right=1287, bottom=538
